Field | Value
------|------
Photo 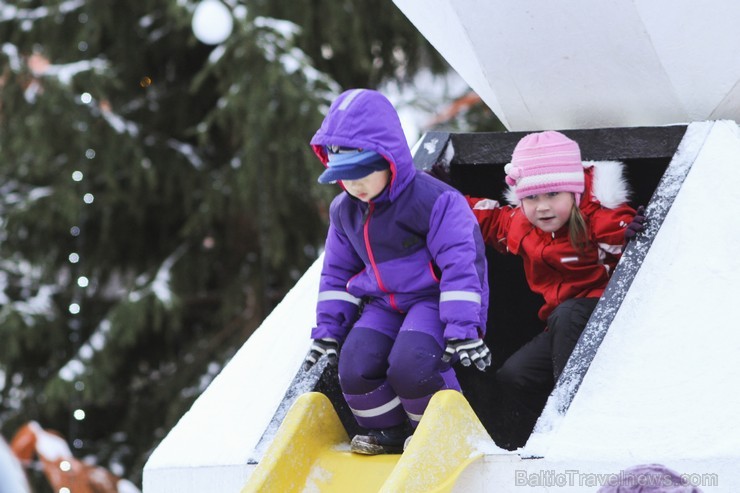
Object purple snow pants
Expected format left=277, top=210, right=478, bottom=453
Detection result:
left=338, top=298, right=461, bottom=430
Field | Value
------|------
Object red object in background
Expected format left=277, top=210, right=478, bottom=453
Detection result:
left=9, top=421, right=140, bottom=493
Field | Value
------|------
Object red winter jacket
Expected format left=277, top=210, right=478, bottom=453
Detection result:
left=468, top=164, right=635, bottom=321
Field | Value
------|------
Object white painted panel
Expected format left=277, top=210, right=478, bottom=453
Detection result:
left=392, top=0, right=740, bottom=130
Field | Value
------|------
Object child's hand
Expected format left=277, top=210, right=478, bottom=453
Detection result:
left=624, top=205, right=646, bottom=242
left=302, top=338, right=339, bottom=371
left=441, top=338, right=492, bottom=371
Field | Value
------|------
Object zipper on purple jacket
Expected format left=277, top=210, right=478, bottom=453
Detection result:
left=363, top=201, right=401, bottom=312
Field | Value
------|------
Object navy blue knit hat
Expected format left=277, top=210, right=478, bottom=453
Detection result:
left=317, top=147, right=389, bottom=184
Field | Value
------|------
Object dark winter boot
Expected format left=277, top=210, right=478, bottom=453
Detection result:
left=350, top=424, right=410, bottom=455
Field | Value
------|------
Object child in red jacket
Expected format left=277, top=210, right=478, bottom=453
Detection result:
left=468, top=130, right=642, bottom=421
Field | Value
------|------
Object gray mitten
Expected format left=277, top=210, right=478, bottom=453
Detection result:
left=302, top=338, right=339, bottom=371
left=441, top=338, right=492, bottom=371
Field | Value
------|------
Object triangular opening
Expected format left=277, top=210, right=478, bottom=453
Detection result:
left=277, top=125, right=691, bottom=451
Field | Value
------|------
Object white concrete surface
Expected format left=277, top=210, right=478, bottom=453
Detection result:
left=392, top=0, right=740, bottom=131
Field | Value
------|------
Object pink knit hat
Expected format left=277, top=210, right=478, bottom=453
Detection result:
left=505, top=131, right=585, bottom=201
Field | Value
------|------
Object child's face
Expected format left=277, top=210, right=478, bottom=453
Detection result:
left=521, top=192, right=575, bottom=233
left=342, top=169, right=391, bottom=202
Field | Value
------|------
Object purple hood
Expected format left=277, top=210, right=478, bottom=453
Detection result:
left=310, top=89, right=414, bottom=202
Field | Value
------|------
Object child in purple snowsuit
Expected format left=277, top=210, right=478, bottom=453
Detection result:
left=302, top=89, right=491, bottom=455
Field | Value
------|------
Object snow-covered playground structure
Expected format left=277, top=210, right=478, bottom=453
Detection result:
left=144, top=2, right=740, bottom=492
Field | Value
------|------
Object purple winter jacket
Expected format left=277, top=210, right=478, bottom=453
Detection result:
left=310, top=89, right=489, bottom=342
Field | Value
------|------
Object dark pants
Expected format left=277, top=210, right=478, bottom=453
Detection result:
left=496, top=297, right=599, bottom=418
left=338, top=326, right=459, bottom=430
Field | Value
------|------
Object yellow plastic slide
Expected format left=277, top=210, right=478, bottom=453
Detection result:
left=242, top=389, right=494, bottom=492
